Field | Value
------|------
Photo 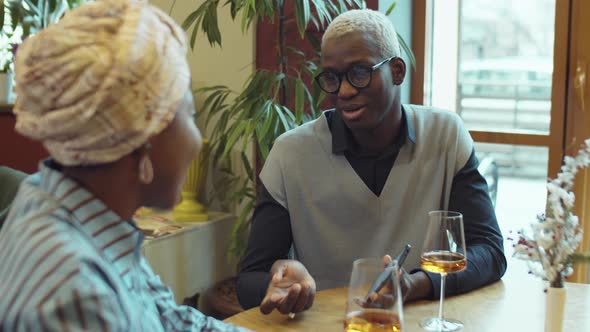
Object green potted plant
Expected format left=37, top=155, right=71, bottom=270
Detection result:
left=0, top=26, right=13, bottom=103
left=1, top=0, right=89, bottom=103
left=1, top=1, right=16, bottom=103
left=6, top=0, right=89, bottom=38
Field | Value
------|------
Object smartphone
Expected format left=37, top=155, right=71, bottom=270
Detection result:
left=364, top=244, right=412, bottom=302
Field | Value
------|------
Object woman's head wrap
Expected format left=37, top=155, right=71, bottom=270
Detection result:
left=13, top=0, right=190, bottom=165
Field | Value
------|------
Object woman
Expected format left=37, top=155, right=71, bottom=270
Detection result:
left=0, top=1, right=250, bottom=331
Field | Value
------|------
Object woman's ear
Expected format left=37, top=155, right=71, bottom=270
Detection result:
left=390, top=57, right=406, bottom=85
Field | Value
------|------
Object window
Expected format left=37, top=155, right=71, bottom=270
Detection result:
left=423, top=0, right=563, bottom=248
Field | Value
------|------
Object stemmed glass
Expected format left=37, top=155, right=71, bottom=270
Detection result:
left=345, top=257, right=404, bottom=332
left=420, top=211, right=467, bottom=332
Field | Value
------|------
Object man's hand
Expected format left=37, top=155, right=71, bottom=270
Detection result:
left=259, top=259, right=316, bottom=315
left=382, top=254, right=433, bottom=302
left=362, top=255, right=433, bottom=307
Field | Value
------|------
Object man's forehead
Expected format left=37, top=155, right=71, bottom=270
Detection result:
left=321, top=34, right=379, bottom=63
left=323, top=32, right=378, bottom=51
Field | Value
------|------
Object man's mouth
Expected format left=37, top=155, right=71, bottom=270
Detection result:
left=340, top=104, right=364, bottom=113
left=339, top=104, right=366, bottom=121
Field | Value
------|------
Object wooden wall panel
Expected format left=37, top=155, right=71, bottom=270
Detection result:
left=0, top=111, right=47, bottom=174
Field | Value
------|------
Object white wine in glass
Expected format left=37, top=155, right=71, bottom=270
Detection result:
left=419, top=211, right=466, bottom=332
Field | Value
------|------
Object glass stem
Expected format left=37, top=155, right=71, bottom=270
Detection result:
left=438, top=272, right=446, bottom=327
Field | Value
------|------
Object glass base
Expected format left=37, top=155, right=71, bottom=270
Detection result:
left=420, top=317, right=464, bottom=331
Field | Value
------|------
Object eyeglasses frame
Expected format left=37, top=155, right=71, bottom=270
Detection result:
left=314, top=56, right=398, bottom=94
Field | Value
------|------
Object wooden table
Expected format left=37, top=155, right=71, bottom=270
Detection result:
left=225, top=263, right=590, bottom=332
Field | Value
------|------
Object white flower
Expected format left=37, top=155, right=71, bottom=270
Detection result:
left=512, top=140, right=590, bottom=285
left=563, top=155, right=576, bottom=169
left=536, top=235, right=554, bottom=248
left=557, top=172, right=575, bottom=187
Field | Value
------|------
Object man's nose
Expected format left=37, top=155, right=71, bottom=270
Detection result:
left=337, top=78, right=359, bottom=99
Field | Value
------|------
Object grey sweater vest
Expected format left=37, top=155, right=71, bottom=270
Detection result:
left=260, top=105, right=473, bottom=290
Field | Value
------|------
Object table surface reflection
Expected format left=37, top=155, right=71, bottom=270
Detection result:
left=225, top=263, right=590, bottom=332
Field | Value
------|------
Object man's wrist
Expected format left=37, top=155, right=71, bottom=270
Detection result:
left=407, top=270, right=433, bottom=301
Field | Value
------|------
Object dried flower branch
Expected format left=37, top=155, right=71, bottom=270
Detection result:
left=511, top=139, right=590, bottom=288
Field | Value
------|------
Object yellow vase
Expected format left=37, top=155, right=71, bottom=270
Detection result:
left=173, top=139, right=209, bottom=222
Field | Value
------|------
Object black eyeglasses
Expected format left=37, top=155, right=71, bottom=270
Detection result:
left=314, top=56, right=396, bottom=94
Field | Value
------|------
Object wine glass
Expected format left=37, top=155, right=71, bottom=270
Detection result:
left=345, top=257, right=404, bottom=332
left=420, top=211, right=467, bottom=332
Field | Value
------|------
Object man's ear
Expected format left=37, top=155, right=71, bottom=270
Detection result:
left=390, top=57, right=406, bottom=85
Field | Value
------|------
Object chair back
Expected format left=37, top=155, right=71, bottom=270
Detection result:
left=0, top=166, right=28, bottom=228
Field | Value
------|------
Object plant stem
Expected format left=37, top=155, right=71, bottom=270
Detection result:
left=278, top=0, right=287, bottom=105
left=168, top=0, right=178, bottom=15
left=551, top=275, right=564, bottom=288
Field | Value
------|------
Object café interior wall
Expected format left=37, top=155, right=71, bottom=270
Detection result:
left=150, top=0, right=255, bottom=133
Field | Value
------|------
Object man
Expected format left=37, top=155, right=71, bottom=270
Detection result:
left=236, top=9, right=507, bottom=315
left=0, top=1, right=249, bottom=331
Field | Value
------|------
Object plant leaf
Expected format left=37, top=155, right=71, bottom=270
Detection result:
left=182, top=4, right=204, bottom=30
left=398, top=31, right=416, bottom=69
left=294, top=78, right=304, bottom=122
left=1, top=1, right=5, bottom=30
left=304, top=31, right=322, bottom=54
left=202, top=0, right=222, bottom=47
left=241, top=119, right=255, bottom=152
left=274, top=103, right=291, bottom=132
left=182, top=1, right=213, bottom=49
left=221, top=120, right=247, bottom=160
left=241, top=151, right=254, bottom=182
left=385, top=1, right=397, bottom=16
left=47, top=0, right=58, bottom=15
left=256, top=104, right=274, bottom=144
left=309, top=0, right=330, bottom=29
left=8, top=1, right=19, bottom=31
left=258, top=140, right=270, bottom=161
left=22, top=0, right=40, bottom=17
left=295, top=0, right=311, bottom=38
left=229, top=198, right=255, bottom=261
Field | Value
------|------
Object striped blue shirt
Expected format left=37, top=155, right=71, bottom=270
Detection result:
left=0, top=161, right=249, bottom=332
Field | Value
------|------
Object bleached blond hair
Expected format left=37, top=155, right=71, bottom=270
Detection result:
left=322, top=9, right=401, bottom=59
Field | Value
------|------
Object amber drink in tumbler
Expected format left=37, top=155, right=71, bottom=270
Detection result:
left=345, top=257, right=404, bottom=332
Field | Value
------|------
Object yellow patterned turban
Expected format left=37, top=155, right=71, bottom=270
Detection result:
left=13, top=0, right=190, bottom=166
